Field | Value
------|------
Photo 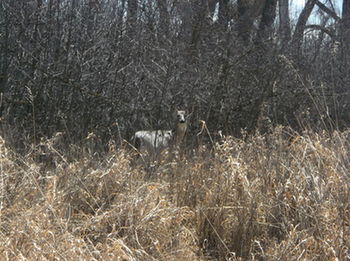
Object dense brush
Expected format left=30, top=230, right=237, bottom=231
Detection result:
left=0, top=127, right=349, bottom=260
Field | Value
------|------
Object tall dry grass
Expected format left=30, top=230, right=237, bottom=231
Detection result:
left=0, top=126, right=349, bottom=260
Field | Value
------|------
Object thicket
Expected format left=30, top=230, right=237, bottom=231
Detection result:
left=0, top=0, right=349, bottom=147
left=1, top=0, right=350, bottom=259
left=1, top=128, right=350, bottom=260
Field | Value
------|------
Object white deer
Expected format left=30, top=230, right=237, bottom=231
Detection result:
left=133, top=110, right=188, bottom=157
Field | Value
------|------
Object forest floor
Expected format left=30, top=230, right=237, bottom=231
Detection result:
left=0, top=126, right=349, bottom=260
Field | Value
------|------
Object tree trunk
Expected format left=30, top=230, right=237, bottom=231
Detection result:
left=316, top=0, right=340, bottom=21
left=341, top=0, right=350, bottom=55
left=0, top=1, right=9, bottom=95
left=250, top=0, right=277, bottom=132
left=188, top=1, right=208, bottom=59
left=208, top=0, right=218, bottom=16
left=341, top=0, right=350, bottom=90
left=278, top=0, right=291, bottom=50
left=157, top=0, right=169, bottom=41
left=127, top=0, right=138, bottom=39
left=237, top=0, right=266, bottom=44
left=237, top=0, right=255, bottom=44
left=218, top=0, right=229, bottom=29
left=177, top=0, right=193, bottom=43
left=291, top=0, right=317, bottom=58
left=256, top=0, right=277, bottom=43
left=31, top=0, right=43, bottom=79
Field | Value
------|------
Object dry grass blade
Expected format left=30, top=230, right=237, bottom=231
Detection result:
left=0, top=127, right=350, bottom=260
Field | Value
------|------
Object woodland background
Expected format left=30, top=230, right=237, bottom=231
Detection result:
left=1, top=1, right=350, bottom=260
left=0, top=0, right=349, bottom=148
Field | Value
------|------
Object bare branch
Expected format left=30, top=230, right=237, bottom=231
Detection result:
left=315, top=0, right=340, bottom=21
left=305, top=24, right=335, bottom=38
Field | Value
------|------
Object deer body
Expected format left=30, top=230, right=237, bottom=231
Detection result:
left=134, top=129, right=173, bottom=155
left=133, top=110, right=187, bottom=156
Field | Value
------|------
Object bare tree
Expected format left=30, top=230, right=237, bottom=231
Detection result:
left=0, top=0, right=348, bottom=152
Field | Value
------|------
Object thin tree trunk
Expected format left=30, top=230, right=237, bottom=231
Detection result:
left=126, top=0, right=138, bottom=39
left=208, top=0, right=218, bottom=16
left=291, top=0, right=317, bottom=58
left=157, top=0, right=169, bottom=41
left=311, top=16, right=329, bottom=64
left=316, top=0, right=339, bottom=21
left=237, top=0, right=254, bottom=44
left=256, top=0, right=277, bottom=43
left=31, top=0, right=43, bottom=79
left=341, top=0, right=350, bottom=89
left=0, top=1, right=9, bottom=94
left=188, top=0, right=207, bottom=59
left=250, top=0, right=277, bottom=132
left=341, top=0, right=350, bottom=52
left=177, top=0, right=192, bottom=43
left=237, top=0, right=266, bottom=45
left=218, top=0, right=229, bottom=29
left=278, top=0, right=291, bottom=50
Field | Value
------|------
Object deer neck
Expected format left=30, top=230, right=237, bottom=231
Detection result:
left=175, top=122, right=187, bottom=145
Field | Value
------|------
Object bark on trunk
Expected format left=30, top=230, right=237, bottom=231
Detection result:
left=278, top=0, right=291, bottom=50
left=341, top=0, right=350, bottom=88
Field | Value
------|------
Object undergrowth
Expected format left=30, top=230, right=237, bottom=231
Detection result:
left=0, top=126, right=349, bottom=260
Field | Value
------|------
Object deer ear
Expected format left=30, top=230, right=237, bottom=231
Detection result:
left=173, top=109, right=178, bottom=118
